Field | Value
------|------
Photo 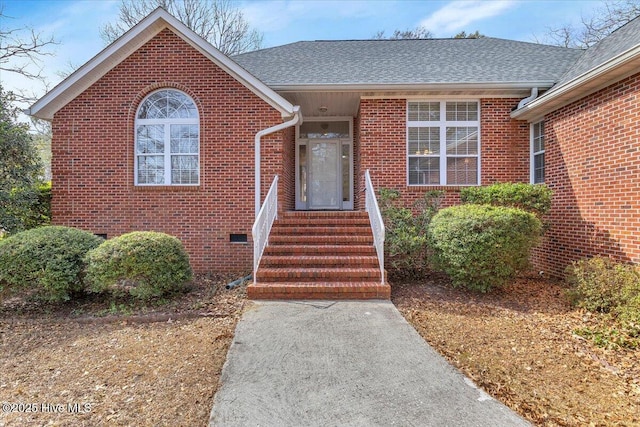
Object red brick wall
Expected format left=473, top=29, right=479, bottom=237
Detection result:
left=357, top=98, right=529, bottom=209
left=534, top=73, right=640, bottom=276
left=51, top=28, right=285, bottom=273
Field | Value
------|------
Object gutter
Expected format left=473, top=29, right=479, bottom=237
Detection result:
left=255, top=106, right=302, bottom=216
left=516, top=87, right=539, bottom=109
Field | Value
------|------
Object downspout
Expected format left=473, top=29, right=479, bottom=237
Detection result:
left=255, top=106, right=302, bottom=216
left=517, top=87, right=539, bottom=110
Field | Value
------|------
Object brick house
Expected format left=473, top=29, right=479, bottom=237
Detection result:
left=28, top=9, right=639, bottom=298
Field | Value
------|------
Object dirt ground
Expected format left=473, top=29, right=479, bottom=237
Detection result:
left=393, top=273, right=640, bottom=426
left=1, top=273, right=639, bottom=426
left=0, top=274, right=248, bottom=427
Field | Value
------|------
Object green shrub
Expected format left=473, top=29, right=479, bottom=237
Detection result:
left=460, top=182, right=552, bottom=217
left=0, top=181, right=51, bottom=236
left=377, top=188, right=443, bottom=278
left=0, top=226, right=103, bottom=302
left=85, top=231, right=192, bottom=300
left=566, top=256, right=640, bottom=321
left=428, top=204, right=542, bottom=292
left=567, top=256, right=640, bottom=350
left=22, top=181, right=52, bottom=230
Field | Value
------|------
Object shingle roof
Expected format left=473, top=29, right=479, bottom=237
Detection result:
left=233, top=38, right=583, bottom=87
left=549, top=15, right=640, bottom=92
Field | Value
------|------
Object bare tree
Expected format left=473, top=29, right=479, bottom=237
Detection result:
left=453, top=30, right=485, bottom=39
left=373, top=26, right=434, bottom=40
left=453, top=30, right=486, bottom=39
left=101, top=0, right=263, bottom=55
left=539, top=0, right=640, bottom=48
left=0, top=7, right=57, bottom=86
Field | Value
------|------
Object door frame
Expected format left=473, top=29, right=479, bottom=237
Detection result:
left=295, top=117, right=354, bottom=210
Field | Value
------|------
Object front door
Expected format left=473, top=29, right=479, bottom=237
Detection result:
left=308, top=140, right=341, bottom=209
left=296, top=119, right=353, bottom=210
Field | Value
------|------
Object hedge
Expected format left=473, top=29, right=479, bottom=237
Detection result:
left=84, top=231, right=192, bottom=300
left=428, top=204, right=542, bottom=292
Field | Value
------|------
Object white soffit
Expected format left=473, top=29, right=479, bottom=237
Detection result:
left=28, top=8, right=295, bottom=120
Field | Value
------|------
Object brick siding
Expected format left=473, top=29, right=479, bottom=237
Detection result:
left=534, top=73, right=640, bottom=275
left=356, top=98, right=530, bottom=209
left=51, top=28, right=285, bottom=273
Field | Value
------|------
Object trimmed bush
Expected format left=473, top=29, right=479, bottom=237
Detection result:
left=0, top=226, right=103, bottom=302
left=377, top=188, right=442, bottom=278
left=85, top=231, right=192, bottom=300
left=428, top=204, right=542, bottom=292
left=460, top=182, right=552, bottom=217
left=566, top=256, right=640, bottom=321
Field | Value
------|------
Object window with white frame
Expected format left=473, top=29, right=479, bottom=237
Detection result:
left=407, top=101, right=479, bottom=186
left=135, top=89, right=199, bottom=185
left=531, top=121, right=545, bottom=184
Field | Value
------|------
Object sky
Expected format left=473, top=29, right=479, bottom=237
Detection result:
left=1, top=0, right=605, bottom=121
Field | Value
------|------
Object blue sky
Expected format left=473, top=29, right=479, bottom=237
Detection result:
left=1, top=0, right=603, bottom=116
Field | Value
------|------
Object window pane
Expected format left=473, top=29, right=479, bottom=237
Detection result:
left=447, top=157, right=478, bottom=185
left=409, top=157, right=440, bottom=185
left=171, top=155, right=199, bottom=184
left=299, top=145, right=307, bottom=202
left=136, top=125, right=164, bottom=153
left=138, top=156, right=164, bottom=184
left=446, top=102, right=478, bottom=121
left=170, top=124, right=199, bottom=153
left=408, top=127, right=440, bottom=155
left=408, top=102, right=439, bottom=121
left=299, top=121, right=349, bottom=139
left=533, top=121, right=544, bottom=139
left=446, top=127, right=478, bottom=155
left=534, top=153, right=545, bottom=184
left=342, top=144, right=351, bottom=202
left=137, top=89, right=197, bottom=119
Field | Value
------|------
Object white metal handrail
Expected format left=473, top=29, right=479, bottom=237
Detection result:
left=364, top=170, right=385, bottom=284
left=252, top=175, right=279, bottom=283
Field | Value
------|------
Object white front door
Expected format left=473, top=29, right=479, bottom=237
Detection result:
left=308, top=140, right=341, bottom=209
left=295, top=118, right=354, bottom=210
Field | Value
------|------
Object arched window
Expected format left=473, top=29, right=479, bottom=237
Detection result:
left=135, top=89, right=199, bottom=185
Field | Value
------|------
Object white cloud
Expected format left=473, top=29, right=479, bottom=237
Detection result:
left=420, top=0, right=515, bottom=36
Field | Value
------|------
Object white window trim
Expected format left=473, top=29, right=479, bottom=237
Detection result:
left=530, top=121, right=545, bottom=184
left=134, top=90, right=200, bottom=186
left=406, top=100, right=481, bottom=186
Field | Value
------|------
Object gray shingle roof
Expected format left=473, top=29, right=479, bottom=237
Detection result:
left=550, top=16, right=640, bottom=91
left=233, top=38, right=583, bottom=87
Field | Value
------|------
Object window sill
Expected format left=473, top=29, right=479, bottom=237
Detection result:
left=406, top=185, right=478, bottom=192
left=133, top=185, right=200, bottom=192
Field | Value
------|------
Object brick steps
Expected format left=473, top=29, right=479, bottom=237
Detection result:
left=256, top=267, right=381, bottom=281
left=272, top=226, right=370, bottom=235
left=269, top=235, right=374, bottom=245
left=248, top=211, right=389, bottom=300
left=260, top=255, right=379, bottom=268
left=248, top=282, right=390, bottom=300
left=264, top=245, right=375, bottom=256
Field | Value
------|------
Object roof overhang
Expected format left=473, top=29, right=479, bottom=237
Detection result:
left=27, top=8, right=296, bottom=120
left=275, top=82, right=555, bottom=118
left=511, top=45, right=640, bottom=121
left=272, top=81, right=556, bottom=94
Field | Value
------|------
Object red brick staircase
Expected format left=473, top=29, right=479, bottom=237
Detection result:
left=247, top=211, right=390, bottom=300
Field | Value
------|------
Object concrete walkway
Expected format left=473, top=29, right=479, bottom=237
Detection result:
left=209, top=301, right=530, bottom=427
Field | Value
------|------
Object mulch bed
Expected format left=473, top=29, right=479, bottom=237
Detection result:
left=2, top=272, right=638, bottom=426
left=0, top=273, right=249, bottom=427
left=392, top=273, right=640, bottom=426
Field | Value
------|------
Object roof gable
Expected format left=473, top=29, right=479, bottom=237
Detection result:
left=28, top=8, right=296, bottom=120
